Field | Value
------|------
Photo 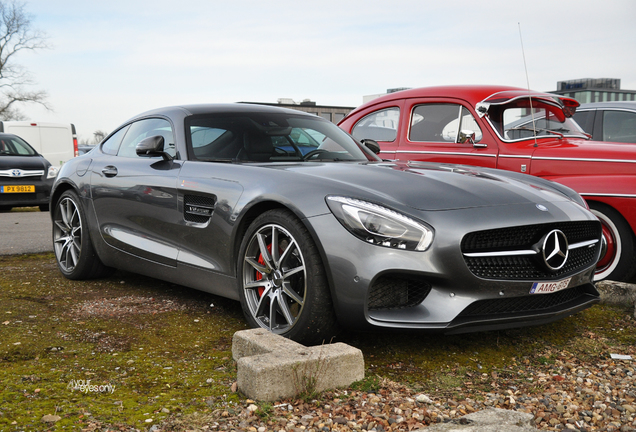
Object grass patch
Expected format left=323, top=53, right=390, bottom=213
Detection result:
left=0, top=253, right=248, bottom=430
left=1, top=253, right=635, bottom=430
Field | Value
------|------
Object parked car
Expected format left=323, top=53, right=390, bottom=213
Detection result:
left=78, top=144, right=96, bottom=155
left=51, top=103, right=602, bottom=343
left=339, top=85, right=636, bottom=282
left=573, top=101, right=636, bottom=144
left=0, top=121, right=79, bottom=169
left=0, top=133, right=57, bottom=211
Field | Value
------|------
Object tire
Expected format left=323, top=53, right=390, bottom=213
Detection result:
left=589, top=202, right=636, bottom=282
left=52, top=190, right=113, bottom=280
left=0, top=206, right=12, bottom=212
left=39, top=204, right=49, bottom=212
left=237, top=209, right=339, bottom=345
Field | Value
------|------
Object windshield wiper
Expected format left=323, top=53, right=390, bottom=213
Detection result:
left=197, top=157, right=237, bottom=163
left=506, top=125, right=564, bottom=139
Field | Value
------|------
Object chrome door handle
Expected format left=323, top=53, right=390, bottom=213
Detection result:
left=102, top=166, right=118, bottom=177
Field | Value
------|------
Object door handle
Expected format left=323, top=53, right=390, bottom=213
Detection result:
left=102, top=166, right=118, bottom=177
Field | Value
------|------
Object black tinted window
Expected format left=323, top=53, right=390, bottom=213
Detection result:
left=187, top=112, right=375, bottom=162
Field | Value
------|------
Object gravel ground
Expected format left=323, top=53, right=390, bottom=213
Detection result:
left=145, top=345, right=636, bottom=432
left=73, top=286, right=636, bottom=432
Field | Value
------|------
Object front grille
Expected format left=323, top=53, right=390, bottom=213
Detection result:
left=184, top=194, right=216, bottom=223
left=455, top=285, right=596, bottom=318
left=368, top=275, right=431, bottom=310
left=462, top=221, right=601, bottom=280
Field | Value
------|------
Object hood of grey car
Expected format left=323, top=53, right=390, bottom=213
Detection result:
left=276, top=161, right=574, bottom=211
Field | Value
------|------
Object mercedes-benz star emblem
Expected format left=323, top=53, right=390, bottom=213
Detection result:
left=541, top=229, right=569, bottom=271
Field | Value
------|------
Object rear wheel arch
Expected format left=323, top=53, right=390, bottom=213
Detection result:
left=50, top=182, right=77, bottom=212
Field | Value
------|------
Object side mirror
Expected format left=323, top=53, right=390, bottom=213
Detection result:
left=458, top=130, right=487, bottom=148
left=360, top=139, right=381, bottom=155
left=136, top=135, right=173, bottom=161
left=458, top=130, right=475, bottom=145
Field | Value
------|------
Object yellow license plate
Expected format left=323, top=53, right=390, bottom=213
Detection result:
left=1, top=185, right=35, bottom=193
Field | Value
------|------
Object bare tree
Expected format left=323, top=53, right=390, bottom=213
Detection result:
left=93, top=130, right=107, bottom=144
left=0, top=1, right=49, bottom=120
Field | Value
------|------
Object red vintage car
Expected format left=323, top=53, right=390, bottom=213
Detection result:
left=339, top=85, right=636, bottom=282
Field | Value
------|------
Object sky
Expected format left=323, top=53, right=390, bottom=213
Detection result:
left=12, top=0, right=636, bottom=143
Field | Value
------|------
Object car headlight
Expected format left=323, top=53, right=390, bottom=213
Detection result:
left=326, top=196, right=433, bottom=251
left=47, top=166, right=59, bottom=179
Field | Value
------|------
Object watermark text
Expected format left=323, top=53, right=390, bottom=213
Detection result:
left=67, top=379, right=115, bottom=394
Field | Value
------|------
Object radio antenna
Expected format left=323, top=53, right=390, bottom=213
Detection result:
left=518, top=22, right=539, bottom=148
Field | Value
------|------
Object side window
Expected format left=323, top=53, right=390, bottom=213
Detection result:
left=410, top=104, right=482, bottom=143
left=351, top=107, right=399, bottom=142
left=101, top=125, right=129, bottom=156
left=409, top=104, right=476, bottom=143
left=603, top=110, right=636, bottom=143
left=117, top=118, right=175, bottom=158
left=572, top=110, right=593, bottom=134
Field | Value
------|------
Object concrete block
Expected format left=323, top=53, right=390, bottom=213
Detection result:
left=232, top=329, right=364, bottom=402
left=597, top=280, right=636, bottom=318
left=422, top=408, right=537, bottom=431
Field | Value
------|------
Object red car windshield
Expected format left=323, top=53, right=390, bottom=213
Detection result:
left=478, top=94, right=588, bottom=142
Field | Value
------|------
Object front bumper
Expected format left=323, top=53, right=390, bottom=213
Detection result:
left=0, top=178, right=53, bottom=208
left=307, top=200, right=601, bottom=333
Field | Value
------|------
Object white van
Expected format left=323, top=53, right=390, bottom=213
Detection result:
left=0, top=121, right=78, bottom=168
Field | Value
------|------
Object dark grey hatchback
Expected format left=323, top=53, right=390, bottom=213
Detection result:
left=0, top=133, right=57, bottom=212
left=51, top=104, right=603, bottom=344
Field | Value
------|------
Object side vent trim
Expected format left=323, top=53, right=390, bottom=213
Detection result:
left=184, top=195, right=216, bottom=223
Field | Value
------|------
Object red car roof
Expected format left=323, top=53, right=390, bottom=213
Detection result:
left=343, top=85, right=579, bottom=122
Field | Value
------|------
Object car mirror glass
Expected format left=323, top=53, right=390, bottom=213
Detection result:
left=136, top=135, right=172, bottom=161
left=361, top=139, right=381, bottom=154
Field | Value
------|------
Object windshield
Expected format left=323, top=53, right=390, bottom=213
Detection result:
left=485, top=98, right=588, bottom=142
left=188, top=112, right=378, bottom=162
left=0, top=135, right=37, bottom=156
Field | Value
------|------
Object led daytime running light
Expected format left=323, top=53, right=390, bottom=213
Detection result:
left=327, top=196, right=433, bottom=251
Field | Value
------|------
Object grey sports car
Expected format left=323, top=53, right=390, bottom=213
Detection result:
left=51, top=104, right=602, bottom=344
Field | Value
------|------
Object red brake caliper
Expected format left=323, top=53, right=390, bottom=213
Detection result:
left=256, top=244, right=280, bottom=297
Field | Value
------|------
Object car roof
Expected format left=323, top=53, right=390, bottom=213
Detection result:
left=345, top=85, right=578, bottom=118
left=578, top=101, right=636, bottom=111
left=130, top=103, right=320, bottom=121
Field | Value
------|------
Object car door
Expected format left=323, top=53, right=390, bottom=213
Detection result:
left=90, top=117, right=182, bottom=266
left=394, top=99, right=499, bottom=168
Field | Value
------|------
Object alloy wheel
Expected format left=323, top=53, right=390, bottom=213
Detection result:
left=53, top=196, right=83, bottom=272
left=241, top=223, right=307, bottom=334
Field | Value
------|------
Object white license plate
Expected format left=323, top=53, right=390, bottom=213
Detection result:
left=530, top=277, right=571, bottom=294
